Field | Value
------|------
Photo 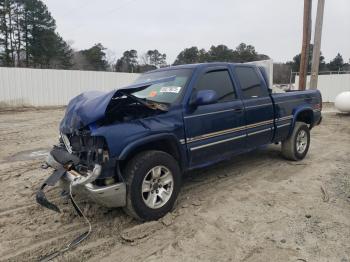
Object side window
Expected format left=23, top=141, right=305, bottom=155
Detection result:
left=195, top=70, right=236, bottom=102
left=235, top=67, right=266, bottom=99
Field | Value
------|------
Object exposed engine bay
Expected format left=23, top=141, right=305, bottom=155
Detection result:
left=103, top=92, right=168, bottom=124
left=58, top=92, right=169, bottom=185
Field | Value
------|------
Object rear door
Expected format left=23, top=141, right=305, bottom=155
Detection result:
left=184, top=66, right=246, bottom=167
left=233, top=66, right=274, bottom=148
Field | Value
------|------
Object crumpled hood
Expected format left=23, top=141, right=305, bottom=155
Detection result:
left=60, top=90, right=115, bottom=133
left=59, top=77, right=175, bottom=134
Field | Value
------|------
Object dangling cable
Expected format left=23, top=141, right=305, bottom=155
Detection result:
left=39, top=182, right=92, bottom=262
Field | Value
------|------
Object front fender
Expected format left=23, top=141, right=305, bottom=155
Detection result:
left=118, top=133, right=183, bottom=160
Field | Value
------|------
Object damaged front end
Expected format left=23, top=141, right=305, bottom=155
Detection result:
left=37, top=133, right=127, bottom=213
left=36, top=76, right=178, bottom=213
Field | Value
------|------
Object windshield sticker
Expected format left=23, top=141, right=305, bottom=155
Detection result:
left=149, top=91, right=158, bottom=97
left=160, top=86, right=182, bottom=93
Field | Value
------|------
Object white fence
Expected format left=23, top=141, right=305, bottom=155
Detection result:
left=294, top=74, right=350, bottom=102
left=0, top=67, right=140, bottom=107
left=1, top=65, right=346, bottom=106
left=0, top=61, right=274, bottom=107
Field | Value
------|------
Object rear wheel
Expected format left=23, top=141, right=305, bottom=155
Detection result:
left=123, top=150, right=181, bottom=221
left=281, top=122, right=310, bottom=161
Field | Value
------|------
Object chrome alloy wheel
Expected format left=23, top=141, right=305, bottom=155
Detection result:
left=296, top=129, right=308, bottom=154
left=141, top=166, right=174, bottom=209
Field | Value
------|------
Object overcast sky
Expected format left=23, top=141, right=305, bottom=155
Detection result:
left=43, top=0, right=350, bottom=64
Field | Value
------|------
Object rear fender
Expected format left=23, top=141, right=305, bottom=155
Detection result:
left=289, top=106, right=314, bottom=136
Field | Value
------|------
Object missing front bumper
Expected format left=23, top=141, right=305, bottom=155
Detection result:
left=36, top=150, right=126, bottom=213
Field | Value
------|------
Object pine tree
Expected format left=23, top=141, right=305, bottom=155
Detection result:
left=0, top=0, right=73, bottom=68
left=0, top=0, right=14, bottom=66
left=146, top=49, right=167, bottom=68
left=78, top=43, right=108, bottom=71
left=115, top=49, right=138, bottom=72
left=328, top=53, right=344, bottom=72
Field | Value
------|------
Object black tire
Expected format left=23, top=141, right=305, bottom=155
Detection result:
left=123, top=150, right=182, bottom=221
left=281, top=122, right=310, bottom=161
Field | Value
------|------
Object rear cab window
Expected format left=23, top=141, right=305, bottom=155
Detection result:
left=234, top=66, right=268, bottom=99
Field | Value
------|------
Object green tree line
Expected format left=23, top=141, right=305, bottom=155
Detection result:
left=274, top=45, right=350, bottom=84
left=114, top=43, right=269, bottom=73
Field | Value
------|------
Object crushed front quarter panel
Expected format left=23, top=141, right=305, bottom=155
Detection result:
left=91, top=108, right=186, bottom=159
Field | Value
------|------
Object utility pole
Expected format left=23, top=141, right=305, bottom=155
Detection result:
left=310, top=0, right=325, bottom=89
left=299, top=0, right=313, bottom=90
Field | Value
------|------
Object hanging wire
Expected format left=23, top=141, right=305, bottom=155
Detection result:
left=38, top=182, right=92, bottom=262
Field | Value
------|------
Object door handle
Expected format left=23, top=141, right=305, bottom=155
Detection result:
left=233, top=108, right=243, bottom=112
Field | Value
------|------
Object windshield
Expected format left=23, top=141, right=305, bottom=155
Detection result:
left=131, top=69, right=193, bottom=104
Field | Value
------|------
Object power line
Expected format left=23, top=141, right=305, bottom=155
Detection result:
left=59, top=1, right=95, bottom=18
left=67, top=0, right=138, bottom=34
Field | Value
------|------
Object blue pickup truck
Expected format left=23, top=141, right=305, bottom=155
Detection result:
left=37, top=63, right=322, bottom=221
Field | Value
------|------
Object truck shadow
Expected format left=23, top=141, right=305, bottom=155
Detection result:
left=71, top=145, right=285, bottom=221
left=81, top=145, right=286, bottom=221
left=183, top=144, right=284, bottom=184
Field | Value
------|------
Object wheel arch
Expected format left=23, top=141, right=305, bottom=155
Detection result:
left=118, top=134, right=185, bottom=171
left=289, top=107, right=314, bottom=134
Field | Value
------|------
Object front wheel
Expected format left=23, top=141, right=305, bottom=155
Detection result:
left=281, top=122, right=310, bottom=161
left=123, top=150, right=182, bottom=221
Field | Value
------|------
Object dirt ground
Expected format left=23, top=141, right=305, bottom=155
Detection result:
left=0, top=107, right=349, bottom=262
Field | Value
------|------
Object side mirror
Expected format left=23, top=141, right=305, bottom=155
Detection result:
left=191, top=90, right=218, bottom=106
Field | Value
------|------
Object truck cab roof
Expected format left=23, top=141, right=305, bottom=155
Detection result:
left=147, top=62, right=253, bottom=73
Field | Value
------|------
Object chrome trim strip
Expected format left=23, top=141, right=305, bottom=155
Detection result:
left=190, top=134, right=246, bottom=151
left=276, top=115, right=293, bottom=121
left=186, top=119, right=274, bottom=143
left=275, top=99, right=305, bottom=104
left=187, top=125, right=246, bottom=143
left=247, top=128, right=271, bottom=136
left=184, top=108, right=238, bottom=119
left=246, top=119, right=274, bottom=129
left=183, top=115, right=295, bottom=146
left=245, top=103, right=273, bottom=109
left=277, top=123, right=291, bottom=128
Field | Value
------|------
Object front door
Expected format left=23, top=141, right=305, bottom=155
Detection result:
left=184, top=67, right=246, bottom=167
